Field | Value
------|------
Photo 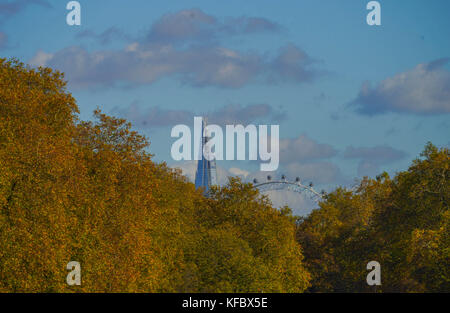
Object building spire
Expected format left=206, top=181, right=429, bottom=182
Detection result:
left=194, top=117, right=217, bottom=193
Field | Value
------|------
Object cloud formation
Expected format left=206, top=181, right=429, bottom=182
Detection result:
left=344, top=145, right=407, bottom=177
left=116, top=101, right=286, bottom=128
left=269, top=43, right=318, bottom=83
left=146, top=8, right=281, bottom=44
left=29, top=9, right=318, bottom=89
left=280, top=134, right=337, bottom=163
left=29, top=44, right=260, bottom=89
left=273, top=134, right=345, bottom=185
left=352, top=58, right=450, bottom=115
left=30, top=43, right=316, bottom=89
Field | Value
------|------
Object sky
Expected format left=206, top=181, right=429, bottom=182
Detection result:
left=1, top=0, right=449, bottom=215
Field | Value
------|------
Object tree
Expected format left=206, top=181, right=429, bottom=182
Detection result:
left=0, top=58, right=311, bottom=292
left=189, top=178, right=311, bottom=292
left=0, top=58, right=78, bottom=291
left=297, top=143, right=449, bottom=292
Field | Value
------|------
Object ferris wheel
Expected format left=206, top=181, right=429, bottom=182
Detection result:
left=252, top=175, right=325, bottom=203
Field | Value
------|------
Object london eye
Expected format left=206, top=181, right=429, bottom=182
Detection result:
left=252, top=175, right=325, bottom=203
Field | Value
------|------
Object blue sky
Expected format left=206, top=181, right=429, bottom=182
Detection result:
left=1, top=0, right=449, bottom=213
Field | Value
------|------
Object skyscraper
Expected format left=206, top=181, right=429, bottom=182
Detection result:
left=194, top=118, right=217, bottom=193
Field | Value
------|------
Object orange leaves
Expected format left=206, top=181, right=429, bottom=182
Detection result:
left=0, top=58, right=312, bottom=293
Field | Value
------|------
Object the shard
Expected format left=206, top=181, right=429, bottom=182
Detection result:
left=194, top=118, right=217, bottom=193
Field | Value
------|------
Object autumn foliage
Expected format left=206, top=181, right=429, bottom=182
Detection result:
left=0, top=59, right=309, bottom=292
left=0, top=58, right=448, bottom=293
left=297, top=143, right=449, bottom=292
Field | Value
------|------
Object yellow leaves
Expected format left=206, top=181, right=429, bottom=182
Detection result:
left=0, top=58, right=312, bottom=293
left=185, top=179, right=311, bottom=293
left=407, top=229, right=439, bottom=264
left=296, top=143, right=449, bottom=292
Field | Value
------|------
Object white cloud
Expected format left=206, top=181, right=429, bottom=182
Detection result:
left=352, top=58, right=450, bottom=115
left=28, top=10, right=319, bottom=89
left=29, top=50, right=54, bottom=67
left=280, top=134, right=337, bottom=163
left=29, top=44, right=262, bottom=89
left=228, top=167, right=249, bottom=178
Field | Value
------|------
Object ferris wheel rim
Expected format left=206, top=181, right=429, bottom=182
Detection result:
left=253, top=180, right=323, bottom=198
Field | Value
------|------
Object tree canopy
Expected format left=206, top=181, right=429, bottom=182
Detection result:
left=1, top=58, right=448, bottom=293
left=0, top=58, right=310, bottom=292
left=297, top=143, right=449, bottom=292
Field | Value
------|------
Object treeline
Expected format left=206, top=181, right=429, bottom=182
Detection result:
left=0, top=59, right=448, bottom=292
left=0, top=59, right=309, bottom=292
left=297, top=142, right=449, bottom=292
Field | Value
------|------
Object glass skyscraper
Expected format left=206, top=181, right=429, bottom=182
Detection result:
left=194, top=118, right=217, bottom=193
